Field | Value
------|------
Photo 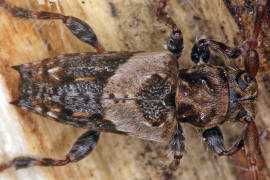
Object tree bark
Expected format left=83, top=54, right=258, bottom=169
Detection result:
left=0, top=0, right=269, bottom=180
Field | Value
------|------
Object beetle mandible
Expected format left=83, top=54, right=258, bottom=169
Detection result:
left=0, top=0, right=269, bottom=180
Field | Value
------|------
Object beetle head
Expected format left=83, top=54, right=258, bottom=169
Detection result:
left=175, top=65, right=258, bottom=128
left=226, top=67, right=258, bottom=122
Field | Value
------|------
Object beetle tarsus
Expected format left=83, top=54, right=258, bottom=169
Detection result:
left=191, top=39, right=210, bottom=64
left=0, top=157, right=71, bottom=172
left=0, top=1, right=105, bottom=52
left=0, top=130, right=99, bottom=172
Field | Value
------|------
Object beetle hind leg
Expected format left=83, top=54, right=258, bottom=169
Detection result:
left=0, top=0, right=105, bottom=52
left=0, top=130, right=100, bottom=172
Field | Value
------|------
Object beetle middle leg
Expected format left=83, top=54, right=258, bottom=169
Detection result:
left=0, top=0, right=105, bottom=52
left=202, top=126, right=243, bottom=156
left=204, top=126, right=270, bottom=155
left=163, top=123, right=185, bottom=180
left=0, top=130, right=100, bottom=172
left=203, top=122, right=270, bottom=180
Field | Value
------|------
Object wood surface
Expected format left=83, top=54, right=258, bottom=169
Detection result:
left=0, top=0, right=269, bottom=180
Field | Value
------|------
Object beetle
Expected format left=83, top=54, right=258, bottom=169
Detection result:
left=0, top=0, right=269, bottom=180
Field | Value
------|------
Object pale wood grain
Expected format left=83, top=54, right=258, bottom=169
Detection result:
left=0, top=0, right=269, bottom=180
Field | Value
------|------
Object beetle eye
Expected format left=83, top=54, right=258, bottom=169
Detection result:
left=244, top=74, right=251, bottom=83
left=235, top=108, right=247, bottom=121
left=236, top=72, right=251, bottom=90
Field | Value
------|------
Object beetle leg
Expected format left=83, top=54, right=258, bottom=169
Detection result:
left=192, top=0, right=268, bottom=77
left=233, top=123, right=270, bottom=180
left=233, top=142, right=270, bottom=180
left=190, top=39, right=241, bottom=64
left=243, top=121, right=266, bottom=180
left=241, top=0, right=268, bottom=79
left=202, top=126, right=243, bottom=156
left=232, top=149, right=253, bottom=180
left=163, top=123, right=185, bottom=180
left=157, top=0, right=183, bottom=59
left=0, top=0, right=105, bottom=52
left=250, top=0, right=268, bottom=49
left=203, top=123, right=270, bottom=180
left=190, top=37, right=260, bottom=78
left=0, top=130, right=100, bottom=172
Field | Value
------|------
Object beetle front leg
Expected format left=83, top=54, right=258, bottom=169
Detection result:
left=163, top=123, right=185, bottom=180
left=241, top=0, right=268, bottom=79
left=0, top=0, right=105, bottom=52
left=0, top=130, right=100, bottom=172
left=190, top=38, right=260, bottom=78
left=157, top=0, right=183, bottom=59
left=191, top=39, right=241, bottom=64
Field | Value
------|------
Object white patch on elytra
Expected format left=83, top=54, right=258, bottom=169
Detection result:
left=23, top=61, right=41, bottom=68
left=57, top=54, right=65, bottom=59
left=50, top=73, right=60, bottom=81
left=158, top=73, right=168, bottom=79
left=32, top=60, right=42, bottom=65
left=38, top=68, right=43, bottom=75
left=21, top=106, right=29, bottom=111
left=79, top=52, right=87, bottom=56
left=47, top=66, right=62, bottom=81
left=34, top=106, right=43, bottom=113
left=48, top=66, right=61, bottom=73
left=51, top=108, right=61, bottom=112
left=47, top=111, right=58, bottom=118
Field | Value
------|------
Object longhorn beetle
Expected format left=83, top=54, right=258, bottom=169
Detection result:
left=0, top=0, right=269, bottom=179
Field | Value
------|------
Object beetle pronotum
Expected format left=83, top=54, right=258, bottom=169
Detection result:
left=0, top=0, right=269, bottom=180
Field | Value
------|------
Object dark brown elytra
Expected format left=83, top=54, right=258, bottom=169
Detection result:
left=0, top=0, right=270, bottom=180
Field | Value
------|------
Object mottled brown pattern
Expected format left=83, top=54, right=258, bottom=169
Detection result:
left=226, top=67, right=258, bottom=122
left=13, top=50, right=179, bottom=142
left=136, top=74, right=176, bottom=127
left=102, top=52, right=178, bottom=142
left=12, top=51, right=136, bottom=131
left=176, top=65, right=229, bottom=128
left=0, top=0, right=269, bottom=179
